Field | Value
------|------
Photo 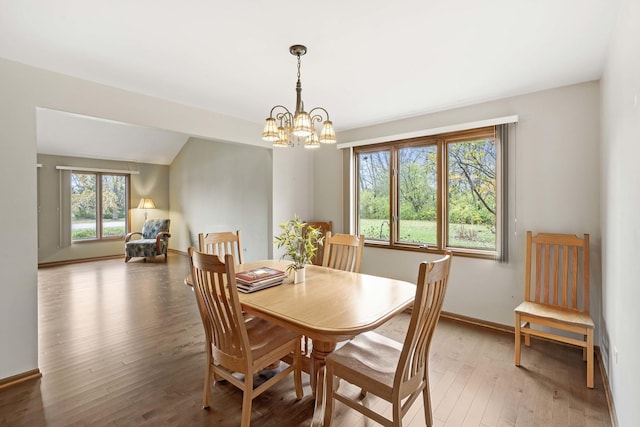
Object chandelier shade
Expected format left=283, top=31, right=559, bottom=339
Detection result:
left=262, top=44, right=336, bottom=149
left=261, top=118, right=279, bottom=142
left=319, top=120, right=336, bottom=144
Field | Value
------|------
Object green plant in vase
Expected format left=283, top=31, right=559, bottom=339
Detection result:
left=274, top=215, right=324, bottom=278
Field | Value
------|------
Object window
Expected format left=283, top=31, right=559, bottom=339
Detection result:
left=71, top=172, right=129, bottom=241
left=355, top=126, right=504, bottom=258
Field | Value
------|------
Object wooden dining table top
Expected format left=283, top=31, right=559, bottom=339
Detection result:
left=231, top=260, right=416, bottom=342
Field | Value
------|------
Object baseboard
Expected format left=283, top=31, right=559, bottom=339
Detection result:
left=0, top=369, right=41, bottom=390
left=168, top=248, right=187, bottom=256
left=596, top=346, right=618, bottom=426
left=39, top=254, right=123, bottom=268
left=440, top=311, right=514, bottom=334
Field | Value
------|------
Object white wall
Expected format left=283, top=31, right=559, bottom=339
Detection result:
left=600, top=0, right=640, bottom=424
left=0, top=57, right=269, bottom=380
left=272, top=145, right=315, bottom=260
left=169, top=137, right=273, bottom=262
left=325, top=82, right=602, bottom=331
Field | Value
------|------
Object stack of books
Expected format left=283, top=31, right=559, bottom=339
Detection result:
left=235, top=267, right=286, bottom=293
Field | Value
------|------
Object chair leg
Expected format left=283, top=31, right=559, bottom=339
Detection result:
left=241, top=377, right=253, bottom=427
left=293, top=346, right=303, bottom=399
left=203, top=361, right=212, bottom=409
left=586, top=329, right=594, bottom=388
left=323, top=365, right=335, bottom=427
left=125, top=256, right=130, bottom=262
left=392, top=399, right=403, bottom=427
left=422, top=372, right=433, bottom=426
left=514, top=313, right=522, bottom=366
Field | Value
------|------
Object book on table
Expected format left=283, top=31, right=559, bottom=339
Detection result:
left=236, top=267, right=285, bottom=284
left=235, top=266, right=286, bottom=293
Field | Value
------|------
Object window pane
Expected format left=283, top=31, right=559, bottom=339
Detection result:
left=358, top=150, right=390, bottom=241
left=101, top=175, right=127, bottom=237
left=398, top=145, right=437, bottom=245
left=71, top=173, right=97, bottom=240
left=447, top=138, right=497, bottom=249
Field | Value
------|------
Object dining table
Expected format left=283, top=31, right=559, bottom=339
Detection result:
left=185, top=259, right=416, bottom=399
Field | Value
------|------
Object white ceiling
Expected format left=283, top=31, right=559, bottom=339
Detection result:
left=0, top=0, right=621, bottom=164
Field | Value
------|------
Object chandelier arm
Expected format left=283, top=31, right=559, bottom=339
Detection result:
left=269, top=104, right=293, bottom=118
left=308, top=107, right=331, bottom=121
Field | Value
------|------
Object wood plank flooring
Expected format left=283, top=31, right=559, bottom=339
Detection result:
left=0, top=254, right=612, bottom=426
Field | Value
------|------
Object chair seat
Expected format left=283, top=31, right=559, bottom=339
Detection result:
left=327, top=331, right=403, bottom=400
left=125, top=238, right=160, bottom=249
left=515, top=301, right=594, bottom=329
left=245, top=316, right=300, bottom=364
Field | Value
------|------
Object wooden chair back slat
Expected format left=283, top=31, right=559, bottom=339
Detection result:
left=198, top=230, right=243, bottom=264
left=525, top=231, right=590, bottom=312
left=322, top=232, right=364, bottom=273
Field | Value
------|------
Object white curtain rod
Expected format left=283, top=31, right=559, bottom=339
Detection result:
left=337, top=115, right=519, bottom=149
left=56, top=165, right=140, bottom=175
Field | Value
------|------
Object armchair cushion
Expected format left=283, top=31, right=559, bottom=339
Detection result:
left=125, top=219, right=171, bottom=262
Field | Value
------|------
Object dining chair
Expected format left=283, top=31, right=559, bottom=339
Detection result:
left=321, top=231, right=364, bottom=273
left=188, top=248, right=303, bottom=427
left=323, top=252, right=452, bottom=427
left=514, top=231, right=595, bottom=388
left=198, top=229, right=243, bottom=264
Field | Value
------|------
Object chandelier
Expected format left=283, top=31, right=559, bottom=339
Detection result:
left=261, top=45, right=336, bottom=149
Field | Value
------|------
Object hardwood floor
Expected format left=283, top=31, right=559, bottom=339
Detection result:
left=0, top=254, right=612, bottom=426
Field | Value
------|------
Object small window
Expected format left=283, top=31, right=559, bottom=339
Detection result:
left=355, top=126, right=503, bottom=258
left=71, top=172, right=129, bottom=241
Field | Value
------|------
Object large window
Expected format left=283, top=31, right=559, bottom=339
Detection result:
left=71, top=172, right=129, bottom=241
left=355, top=126, right=503, bottom=258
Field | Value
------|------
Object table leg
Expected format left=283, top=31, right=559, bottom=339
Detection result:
left=310, top=340, right=336, bottom=426
left=309, top=340, right=336, bottom=397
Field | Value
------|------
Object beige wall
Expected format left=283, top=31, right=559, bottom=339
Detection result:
left=37, top=154, right=169, bottom=264
left=169, top=137, right=273, bottom=262
left=600, top=0, right=640, bottom=424
left=319, top=81, right=602, bottom=333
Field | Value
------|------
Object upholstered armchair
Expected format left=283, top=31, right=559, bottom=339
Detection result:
left=124, top=219, right=171, bottom=262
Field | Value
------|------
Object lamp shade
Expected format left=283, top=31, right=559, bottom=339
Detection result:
left=137, top=198, right=156, bottom=209
left=293, top=111, right=313, bottom=137
left=261, top=118, right=279, bottom=142
left=304, top=130, right=320, bottom=149
left=319, top=120, right=336, bottom=144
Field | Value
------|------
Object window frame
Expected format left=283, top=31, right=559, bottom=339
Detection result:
left=354, top=125, right=502, bottom=259
left=71, top=171, right=130, bottom=243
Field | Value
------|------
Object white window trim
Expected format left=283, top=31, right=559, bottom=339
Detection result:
left=337, top=115, right=518, bottom=150
left=56, top=165, right=140, bottom=174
